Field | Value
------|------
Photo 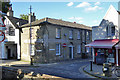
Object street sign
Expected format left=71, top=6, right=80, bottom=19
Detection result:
left=63, top=43, right=66, bottom=47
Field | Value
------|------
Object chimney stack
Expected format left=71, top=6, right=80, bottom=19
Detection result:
left=7, top=6, right=14, bottom=17
left=28, top=12, right=36, bottom=23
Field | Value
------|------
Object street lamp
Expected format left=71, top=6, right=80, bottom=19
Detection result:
left=81, top=42, right=86, bottom=58
left=29, top=5, right=33, bottom=65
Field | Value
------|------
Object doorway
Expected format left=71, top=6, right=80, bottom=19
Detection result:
left=69, top=46, right=73, bottom=59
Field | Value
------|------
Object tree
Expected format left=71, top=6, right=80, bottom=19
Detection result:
left=0, top=1, right=12, bottom=21
left=20, top=14, right=28, bottom=20
left=1, top=2, right=12, bottom=13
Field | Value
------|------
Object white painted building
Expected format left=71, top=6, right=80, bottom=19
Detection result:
left=0, top=8, right=28, bottom=60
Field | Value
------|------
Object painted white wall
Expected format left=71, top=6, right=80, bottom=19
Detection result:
left=2, top=18, right=21, bottom=59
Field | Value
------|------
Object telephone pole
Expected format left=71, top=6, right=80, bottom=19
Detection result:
left=29, top=5, right=33, bottom=65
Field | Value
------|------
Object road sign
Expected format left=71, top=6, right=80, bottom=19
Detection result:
left=63, top=43, right=66, bottom=47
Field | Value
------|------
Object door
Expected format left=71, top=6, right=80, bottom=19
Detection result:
left=8, top=49, right=11, bottom=59
left=69, top=47, right=73, bottom=59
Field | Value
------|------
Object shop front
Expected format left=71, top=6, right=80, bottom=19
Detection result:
left=86, top=39, right=119, bottom=65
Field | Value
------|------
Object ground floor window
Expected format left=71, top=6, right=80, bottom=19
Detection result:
left=56, top=44, right=60, bottom=55
left=77, top=45, right=81, bottom=54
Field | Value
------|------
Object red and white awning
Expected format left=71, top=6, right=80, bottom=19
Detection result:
left=85, top=39, right=119, bottom=48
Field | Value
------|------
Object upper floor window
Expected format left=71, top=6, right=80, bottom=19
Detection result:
left=86, top=31, right=90, bottom=40
left=56, top=28, right=61, bottom=38
left=6, top=26, right=15, bottom=36
left=56, top=43, right=60, bottom=55
left=69, top=30, right=73, bottom=39
left=111, top=26, right=115, bottom=36
left=77, top=30, right=80, bottom=39
left=106, top=25, right=115, bottom=37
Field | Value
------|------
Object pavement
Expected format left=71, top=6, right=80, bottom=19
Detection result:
left=83, top=63, right=120, bottom=79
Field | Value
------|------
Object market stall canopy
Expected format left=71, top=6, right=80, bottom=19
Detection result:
left=85, top=39, right=119, bottom=48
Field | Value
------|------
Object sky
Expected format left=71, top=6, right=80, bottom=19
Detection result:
left=11, top=2, right=118, bottom=27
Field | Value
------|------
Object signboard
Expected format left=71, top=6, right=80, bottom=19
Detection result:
left=63, top=43, right=66, bottom=47
left=0, top=15, right=5, bottom=43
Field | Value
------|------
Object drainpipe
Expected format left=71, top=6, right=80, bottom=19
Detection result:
left=116, top=48, right=119, bottom=66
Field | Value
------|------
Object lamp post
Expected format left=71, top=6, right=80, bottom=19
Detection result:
left=29, top=5, right=33, bottom=65
left=81, top=42, right=86, bottom=58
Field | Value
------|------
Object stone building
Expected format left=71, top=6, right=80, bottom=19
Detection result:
left=21, top=17, right=92, bottom=63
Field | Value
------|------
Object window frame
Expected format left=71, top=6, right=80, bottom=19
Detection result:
left=69, top=29, right=73, bottom=39
left=56, top=43, right=61, bottom=55
left=77, top=45, right=81, bottom=54
left=77, top=30, right=80, bottom=40
left=111, top=26, right=115, bottom=36
left=56, top=28, right=61, bottom=39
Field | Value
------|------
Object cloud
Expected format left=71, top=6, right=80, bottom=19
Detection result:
left=78, top=20, right=83, bottom=23
left=85, top=6, right=102, bottom=11
left=67, top=2, right=74, bottom=7
left=94, top=2, right=100, bottom=5
left=76, top=2, right=91, bottom=8
left=68, top=17, right=83, bottom=23
left=69, top=17, right=83, bottom=20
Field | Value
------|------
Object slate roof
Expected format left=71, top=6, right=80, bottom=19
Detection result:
left=6, top=16, right=28, bottom=29
left=21, top=17, right=92, bottom=30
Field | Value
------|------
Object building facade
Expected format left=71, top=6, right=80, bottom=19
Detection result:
left=86, top=5, right=120, bottom=66
left=92, top=5, right=119, bottom=41
left=0, top=8, right=28, bottom=60
left=21, top=17, right=92, bottom=63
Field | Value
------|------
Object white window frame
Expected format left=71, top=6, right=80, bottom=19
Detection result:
left=77, top=45, right=81, bottom=54
left=77, top=30, right=80, bottom=39
left=56, top=28, right=61, bottom=38
left=69, top=30, right=73, bottom=39
left=86, top=31, right=90, bottom=40
left=56, top=44, right=60, bottom=55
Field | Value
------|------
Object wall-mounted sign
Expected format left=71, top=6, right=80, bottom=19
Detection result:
left=49, top=49, right=55, bottom=51
left=63, top=43, right=66, bottom=47
left=36, top=50, right=42, bottom=52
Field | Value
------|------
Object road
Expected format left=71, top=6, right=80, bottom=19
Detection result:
left=17, top=59, right=95, bottom=79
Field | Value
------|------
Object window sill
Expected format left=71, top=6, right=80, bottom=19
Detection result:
left=69, top=38, right=73, bottom=40
left=56, top=37, right=61, bottom=39
left=56, top=54, right=60, bottom=56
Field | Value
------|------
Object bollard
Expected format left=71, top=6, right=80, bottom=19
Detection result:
left=31, top=57, right=33, bottom=65
left=90, top=60, right=93, bottom=71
